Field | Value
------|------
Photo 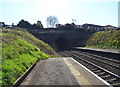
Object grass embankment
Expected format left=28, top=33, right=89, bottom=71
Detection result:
left=1, top=28, right=57, bottom=86
left=86, top=30, right=120, bottom=49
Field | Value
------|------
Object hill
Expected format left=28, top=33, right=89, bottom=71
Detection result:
left=1, top=28, right=57, bottom=86
left=86, top=30, right=120, bottom=49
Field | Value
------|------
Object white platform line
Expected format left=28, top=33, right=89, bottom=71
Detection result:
left=63, top=58, right=92, bottom=86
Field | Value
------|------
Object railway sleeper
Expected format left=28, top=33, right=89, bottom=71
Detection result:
left=87, top=66, right=95, bottom=69
left=110, top=81, right=120, bottom=86
left=97, top=72, right=106, bottom=75
left=95, top=73, right=111, bottom=79
left=89, top=68, right=98, bottom=71
left=106, top=78, right=117, bottom=82
left=93, top=70, right=101, bottom=73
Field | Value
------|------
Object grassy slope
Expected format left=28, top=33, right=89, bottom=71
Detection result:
left=1, top=28, right=57, bottom=86
left=86, top=30, right=120, bottom=49
left=0, top=29, right=1, bottom=86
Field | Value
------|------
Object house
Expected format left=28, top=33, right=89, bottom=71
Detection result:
left=103, top=25, right=117, bottom=31
left=82, top=23, right=104, bottom=31
left=0, top=22, right=5, bottom=27
left=75, top=25, right=82, bottom=28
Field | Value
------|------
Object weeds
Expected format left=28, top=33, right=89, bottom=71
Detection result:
left=2, top=29, right=56, bottom=86
left=86, top=30, right=120, bottom=49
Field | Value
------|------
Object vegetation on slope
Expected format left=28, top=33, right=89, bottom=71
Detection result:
left=86, top=30, right=120, bottom=49
left=1, top=28, right=57, bottom=86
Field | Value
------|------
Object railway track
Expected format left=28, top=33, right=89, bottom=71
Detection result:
left=71, top=50, right=120, bottom=76
left=59, top=50, right=120, bottom=86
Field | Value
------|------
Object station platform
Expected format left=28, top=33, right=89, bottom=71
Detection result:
left=75, top=47, right=120, bottom=54
left=19, top=57, right=112, bottom=87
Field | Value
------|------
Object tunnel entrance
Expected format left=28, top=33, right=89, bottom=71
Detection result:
left=55, top=37, right=70, bottom=50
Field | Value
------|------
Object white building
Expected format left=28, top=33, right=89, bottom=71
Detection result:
left=0, top=22, right=5, bottom=27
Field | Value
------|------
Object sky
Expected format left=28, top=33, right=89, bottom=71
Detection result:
left=0, top=0, right=119, bottom=27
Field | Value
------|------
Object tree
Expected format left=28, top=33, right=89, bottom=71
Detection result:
left=32, top=21, right=43, bottom=29
left=17, top=19, right=31, bottom=28
left=17, top=20, right=44, bottom=29
left=64, top=23, right=75, bottom=29
left=36, top=21, right=43, bottom=28
left=55, top=24, right=64, bottom=28
left=46, top=16, right=58, bottom=28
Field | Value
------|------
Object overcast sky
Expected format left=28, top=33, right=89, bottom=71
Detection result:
left=0, top=0, right=119, bottom=27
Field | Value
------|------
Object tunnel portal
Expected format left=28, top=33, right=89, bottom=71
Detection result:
left=55, top=37, right=70, bottom=50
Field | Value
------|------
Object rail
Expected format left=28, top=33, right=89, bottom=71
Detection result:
left=59, top=50, right=120, bottom=86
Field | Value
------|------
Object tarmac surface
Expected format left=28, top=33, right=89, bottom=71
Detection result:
left=20, top=57, right=112, bottom=87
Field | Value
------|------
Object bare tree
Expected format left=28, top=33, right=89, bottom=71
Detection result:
left=46, top=16, right=58, bottom=28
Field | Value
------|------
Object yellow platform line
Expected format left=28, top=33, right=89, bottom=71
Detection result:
left=64, top=58, right=92, bottom=86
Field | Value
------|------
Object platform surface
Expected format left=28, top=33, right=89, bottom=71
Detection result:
left=75, top=47, right=120, bottom=54
left=20, top=57, right=111, bottom=87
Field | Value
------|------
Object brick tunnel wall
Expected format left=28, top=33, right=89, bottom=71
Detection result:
left=28, top=29, right=94, bottom=50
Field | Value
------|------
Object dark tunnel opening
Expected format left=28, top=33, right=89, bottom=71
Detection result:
left=55, top=37, right=70, bottom=50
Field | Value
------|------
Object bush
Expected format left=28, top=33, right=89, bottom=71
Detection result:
left=86, top=30, right=120, bottom=49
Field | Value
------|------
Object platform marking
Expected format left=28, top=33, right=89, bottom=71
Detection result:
left=70, top=57, right=113, bottom=87
left=63, top=58, right=92, bottom=86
